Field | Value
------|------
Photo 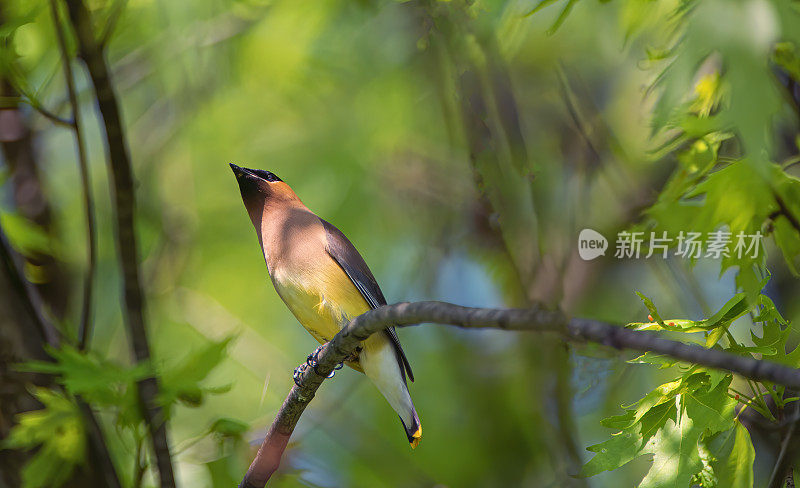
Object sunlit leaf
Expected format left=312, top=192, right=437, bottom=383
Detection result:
left=707, top=422, right=755, bottom=488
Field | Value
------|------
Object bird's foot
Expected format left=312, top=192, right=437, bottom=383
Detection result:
left=292, top=362, right=308, bottom=387
left=302, top=345, right=344, bottom=379
left=305, top=345, right=324, bottom=372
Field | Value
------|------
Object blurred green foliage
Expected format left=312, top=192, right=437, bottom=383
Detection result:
left=1, top=0, right=800, bottom=487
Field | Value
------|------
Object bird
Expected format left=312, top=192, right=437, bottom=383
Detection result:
left=229, top=163, right=421, bottom=448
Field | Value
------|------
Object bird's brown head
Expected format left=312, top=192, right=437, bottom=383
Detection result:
left=229, top=163, right=299, bottom=225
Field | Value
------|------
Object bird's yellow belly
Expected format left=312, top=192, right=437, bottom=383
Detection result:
left=271, top=262, right=371, bottom=345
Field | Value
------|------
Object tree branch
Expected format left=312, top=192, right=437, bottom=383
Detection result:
left=0, top=95, right=74, bottom=127
left=49, top=0, right=97, bottom=351
left=240, top=301, right=800, bottom=487
left=0, top=226, right=60, bottom=348
left=62, top=1, right=176, bottom=486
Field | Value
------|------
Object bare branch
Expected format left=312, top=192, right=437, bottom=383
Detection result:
left=0, top=225, right=61, bottom=348
left=240, top=301, right=800, bottom=487
left=49, top=0, right=97, bottom=351
left=0, top=95, right=74, bottom=127
left=62, top=0, right=176, bottom=486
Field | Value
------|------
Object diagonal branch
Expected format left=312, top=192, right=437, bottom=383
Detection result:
left=62, top=0, right=176, bottom=486
left=239, top=301, right=800, bottom=488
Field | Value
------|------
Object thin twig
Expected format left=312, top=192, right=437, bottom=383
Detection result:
left=63, top=1, right=176, bottom=486
left=49, top=0, right=97, bottom=351
left=239, top=301, right=800, bottom=488
left=768, top=401, right=800, bottom=488
left=0, top=225, right=60, bottom=347
left=0, top=95, right=74, bottom=127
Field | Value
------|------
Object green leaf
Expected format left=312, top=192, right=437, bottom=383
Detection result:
left=159, top=336, right=234, bottom=409
left=629, top=293, right=751, bottom=343
left=19, top=345, right=149, bottom=407
left=210, top=417, right=250, bottom=438
left=2, top=389, right=85, bottom=488
left=705, top=327, right=727, bottom=348
left=0, top=211, right=54, bottom=256
left=752, top=311, right=800, bottom=368
left=600, top=410, right=636, bottom=430
left=584, top=373, right=736, bottom=484
left=638, top=412, right=703, bottom=488
left=707, top=422, right=755, bottom=488
left=704, top=293, right=749, bottom=329
left=684, top=377, right=736, bottom=436
left=774, top=217, right=800, bottom=276
left=580, top=422, right=646, bottom=477
left=636, top=292, right=665, bottom=325
left=628, top=352, right=678, bottom=369
left=628, top=319, right=702, bottom=332
left=751, top=294, right=787, bottom=325
left=523, top=0, right=563, bottom=16
left=582, top=390, right=679, bottom=476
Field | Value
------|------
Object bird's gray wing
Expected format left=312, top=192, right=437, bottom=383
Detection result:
left=321, top=219, right=414, bottom=383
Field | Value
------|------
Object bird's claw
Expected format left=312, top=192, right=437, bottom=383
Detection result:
left=328, top=361, right=344, bottom=378
left=295, top=345, right=345, bottom=381
left=292, top=363, right=308, bottom=387
left=305, top=345, right=324, bottom=373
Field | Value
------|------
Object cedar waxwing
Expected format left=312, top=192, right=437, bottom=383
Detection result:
left=230, top=163, right=421, bottom=448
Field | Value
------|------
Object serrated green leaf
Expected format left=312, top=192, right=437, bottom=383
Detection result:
left=2, top=389, right=85, bottom=488
left=584, top=372, right=735, bottom=485
left=639, top=410, right=703, bottom=488
left=19, top=345, right=149, bottom=407
left=752, top=317, right=800, bottom=368
left=601, top=410, right=636, bottom=430
left=580, top=423, right=645, bottom=477
left=684, top=377, right=736, bottom=436
left=752, top=294, right=787, bottom=325
left=582, top=392, right=678, bottom=476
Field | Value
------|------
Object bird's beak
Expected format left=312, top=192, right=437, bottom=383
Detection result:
left=230, top=163, right=249, bottom=179
left=230, top=163, right=265, bottom=207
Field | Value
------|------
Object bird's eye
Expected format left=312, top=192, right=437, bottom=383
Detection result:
left=252, top=169, right=282, bottom=182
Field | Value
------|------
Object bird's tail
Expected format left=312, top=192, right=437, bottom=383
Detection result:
left=401, top=409, right=422, bottom=449
left=359, top=334, right=422, bottom=448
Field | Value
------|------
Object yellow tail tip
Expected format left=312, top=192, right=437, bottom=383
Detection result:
left=410, top=426, right=422, bottom=449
